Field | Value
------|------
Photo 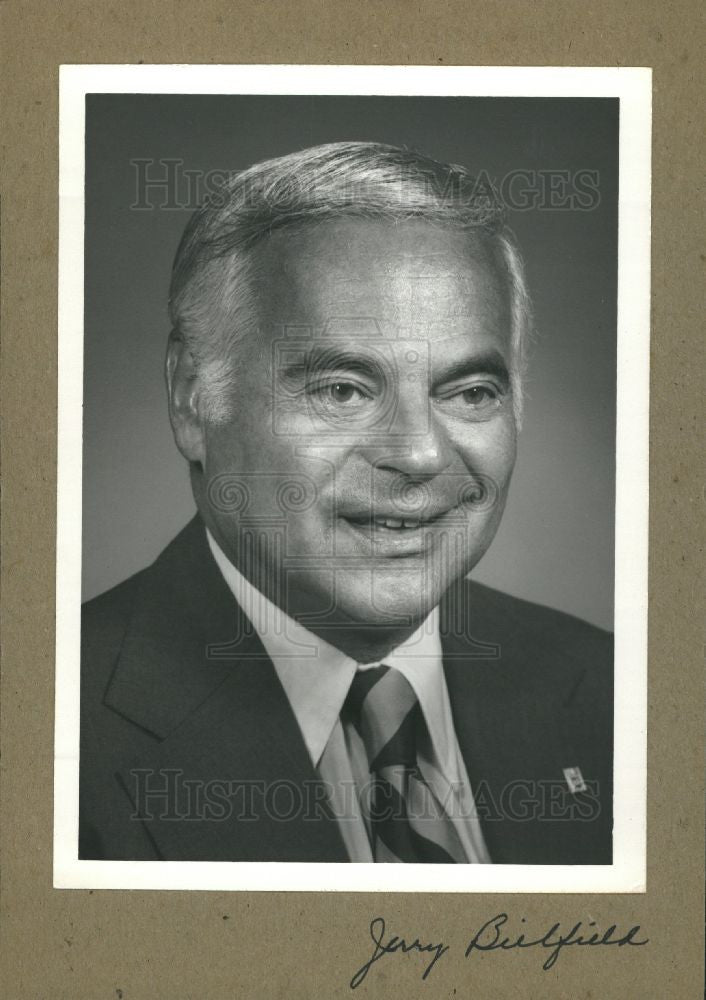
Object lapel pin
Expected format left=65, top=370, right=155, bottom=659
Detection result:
left=563, top=766, right=587, bottom=793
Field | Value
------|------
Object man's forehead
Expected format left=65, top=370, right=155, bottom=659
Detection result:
left=254, top=219, right=510, bottom=333
left=269, top=217, right=496, bottom=272
left=285, top=251, right=486, bottom=310
left=284, top=245, right=481, bottom=276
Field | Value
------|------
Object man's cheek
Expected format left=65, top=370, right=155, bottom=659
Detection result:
left=475, top=430, right=516, bottom=495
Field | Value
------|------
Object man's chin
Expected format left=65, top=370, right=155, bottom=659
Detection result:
left=321, top=582, right=443, bottom=633
left=284, top=562, right=461, bottom=633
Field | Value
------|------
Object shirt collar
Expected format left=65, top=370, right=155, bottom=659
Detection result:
left=206, top=530, right=453, bottom=775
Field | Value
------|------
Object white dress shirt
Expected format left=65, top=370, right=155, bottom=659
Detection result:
left=206, top=530, right=490, bottom=863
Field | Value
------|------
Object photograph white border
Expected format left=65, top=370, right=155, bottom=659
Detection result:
left=55, top=64, right=651, bottom=892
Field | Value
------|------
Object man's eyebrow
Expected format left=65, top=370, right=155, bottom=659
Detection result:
left=433, top=350, right=511, bottom=388
left=278, top=345, right=511, bottom=386
left=279, top=348, right=383, bottom=380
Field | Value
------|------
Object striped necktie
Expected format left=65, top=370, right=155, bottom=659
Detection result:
left=345, top=665, right=467, bottom=863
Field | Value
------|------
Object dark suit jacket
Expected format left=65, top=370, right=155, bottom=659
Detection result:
left=79, top=516, right=613, bottom=864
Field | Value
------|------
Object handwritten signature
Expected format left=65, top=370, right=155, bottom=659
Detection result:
left=350, top=913, right=648, bottom=988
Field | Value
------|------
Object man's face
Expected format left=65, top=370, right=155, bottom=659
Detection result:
left=200, top=219, right=517, bottom=630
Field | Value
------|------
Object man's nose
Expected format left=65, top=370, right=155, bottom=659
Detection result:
left=368, top=392, right=454, bottom=478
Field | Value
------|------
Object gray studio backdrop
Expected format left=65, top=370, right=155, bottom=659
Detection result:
left=82, top=94, right=618, bottom=630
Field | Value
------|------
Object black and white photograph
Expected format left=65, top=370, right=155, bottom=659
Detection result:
left=54, top=66, right=650, bottom=892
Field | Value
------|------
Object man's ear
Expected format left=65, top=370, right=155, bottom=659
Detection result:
left=165, top=330, right=207, bottom=465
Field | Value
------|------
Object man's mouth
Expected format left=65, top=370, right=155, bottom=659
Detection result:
left=338, top=506, right=458, bottom=555
left=344, top=511, right=445, bottom=531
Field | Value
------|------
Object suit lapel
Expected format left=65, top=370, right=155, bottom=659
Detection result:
left=104, top=517, right=348, bottom=861
left=440, top=579, right=589, bottom=863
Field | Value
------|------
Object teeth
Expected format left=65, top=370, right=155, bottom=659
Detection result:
left=372, top=516, right=422, bottom=530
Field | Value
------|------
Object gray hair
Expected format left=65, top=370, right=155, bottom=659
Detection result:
left=169, top=141, right=531, bottom=423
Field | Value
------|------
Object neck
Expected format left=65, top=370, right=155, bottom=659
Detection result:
left=299, top=620, right=421, bottom=664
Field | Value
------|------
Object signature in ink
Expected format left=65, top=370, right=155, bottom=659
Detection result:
left=465, top=912, right=649, bottom=971
left=350, top=917, right=449, bottom=989
left=349, top=913, right=649, bottom=988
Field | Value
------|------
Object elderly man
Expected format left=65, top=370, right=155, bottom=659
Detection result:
left=80, top=142, right=613, bottom=864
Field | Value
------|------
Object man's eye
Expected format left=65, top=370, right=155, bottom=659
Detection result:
left=329, top=382, right=359, bottom=403
left=458, top=385, right=497, bottom=406
left=312, top=381, right=369, bottom=405
left=435, top=382, right=503, bottom=420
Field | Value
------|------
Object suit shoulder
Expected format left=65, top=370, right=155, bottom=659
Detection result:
left=81, top=569, right=149, bottom=697
left=461, top=578, right=613, bottom=679
left=82, top=570, right=145, bottom=642
left=465, top=578, right=611, bottom=640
